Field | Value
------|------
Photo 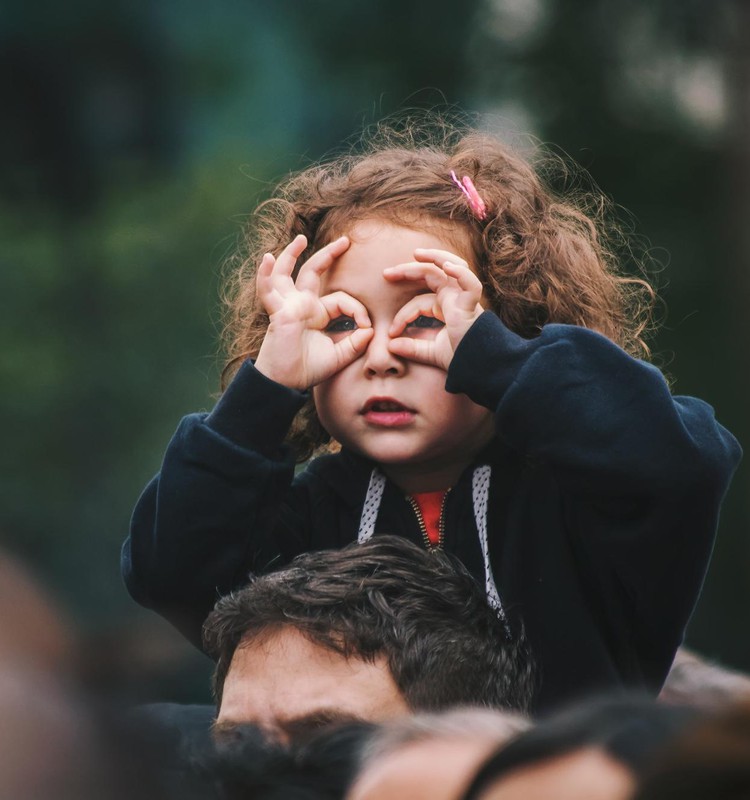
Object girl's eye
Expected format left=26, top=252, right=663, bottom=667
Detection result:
left=325, top=316, right=357, bottom=333
left=407, top=315, right=444, bottom=330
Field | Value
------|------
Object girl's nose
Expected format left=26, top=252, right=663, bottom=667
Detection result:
left=362, top=327, right=405, bottom=377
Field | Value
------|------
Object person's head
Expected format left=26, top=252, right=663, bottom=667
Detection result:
left=209, top=721, right=375, bottom=800
left=660, top=647, right=750, bottom=710
left=223, top=115, right=654, bottom=461
left=204, top=536, right=534, bottom=743
left=0, top=551, right=74, bottom=675
left=461, top=693, right=698, bottom=800
left=633, top=698, right=750, bottom=800
left=347, top=708, right=530, bottom=800
left=0, top=550, right=171, bottom=800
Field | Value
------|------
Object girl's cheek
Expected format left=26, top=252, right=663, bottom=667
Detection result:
left=312, top=375, right=337, bottom=418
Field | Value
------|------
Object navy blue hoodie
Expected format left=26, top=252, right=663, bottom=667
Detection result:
left=123, top=312, right=741, bottom=711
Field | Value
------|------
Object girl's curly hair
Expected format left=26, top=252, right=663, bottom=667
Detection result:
left=221, top=117, right=656, bottom=462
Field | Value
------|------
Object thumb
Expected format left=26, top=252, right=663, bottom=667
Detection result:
left=335, top=327, right=374, bottom=365
left=388, top=337, right=447, bottom=370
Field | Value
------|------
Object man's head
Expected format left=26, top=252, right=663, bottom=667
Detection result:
left=205, top=536, right=534, bottom=742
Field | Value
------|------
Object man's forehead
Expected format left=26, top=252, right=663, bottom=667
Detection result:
left=216, top=626, right=408, bottom=740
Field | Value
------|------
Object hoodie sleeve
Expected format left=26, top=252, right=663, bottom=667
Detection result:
left=121, top=360, right=310, bottom=648
left=446, top=311, right=742, bottom=686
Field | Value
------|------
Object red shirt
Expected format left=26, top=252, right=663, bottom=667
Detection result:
left=411, top=490, right=447, bottom=547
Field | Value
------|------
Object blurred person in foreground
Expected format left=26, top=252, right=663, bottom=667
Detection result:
left=0, top=552, right=90, bottom=799
left=0, top=551, right=172, bottom=800
left=659, top=647, right=750, bottom=710
left=633, top=698, right=750, bottom=800
left=460, top=694, right=699, bottom=800
left=346, top=707, right=530, bottom=800
left=203, top=711, right=525, bottom=800
left=206, top=722, right=375, bottom=800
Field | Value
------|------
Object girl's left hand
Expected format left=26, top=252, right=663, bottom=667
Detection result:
left=383, top=248, right=484, bottom=371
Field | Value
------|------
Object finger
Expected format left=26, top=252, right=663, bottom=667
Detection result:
left=442, top=259, right=483, bottom=291
left=383, top=261, right=446, bottom=281
left=333, top=327, right=374, bottom=366
left=389, top=293, right=441, bottom=337
left=272, top=234, right=309, bottom=279
left=391, top=257, right=482, bottom=302
left=256, top=252, right=275, bottom=289
left=442, top=260, right=484, bottom=312
left=256, top=253, right=286, bottom=314
left=413, top=248, right=470, bottom=270
left=388, top=336, right=444, bottom=369
left=383, top=262, right=453, bottom=295
left=320, top=291, right=372, bottom=330
left=294, top=235, right=350, bottom=293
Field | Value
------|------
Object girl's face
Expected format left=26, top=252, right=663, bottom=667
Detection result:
left=313, top=219, right=494, bottom=493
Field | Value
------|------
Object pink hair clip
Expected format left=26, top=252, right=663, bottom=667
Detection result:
left=450, top=170, right=487, bottom=220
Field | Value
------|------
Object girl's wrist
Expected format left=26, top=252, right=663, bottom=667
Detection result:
left=254, top=354, right=298, bottom=390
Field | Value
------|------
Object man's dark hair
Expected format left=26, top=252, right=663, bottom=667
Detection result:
left=203, top=536, right=534, bottom=713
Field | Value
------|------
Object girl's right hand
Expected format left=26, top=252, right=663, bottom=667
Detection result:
left=254, top=235, right=373, bottom=390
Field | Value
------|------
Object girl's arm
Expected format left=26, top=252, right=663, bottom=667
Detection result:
left=446, top=311, right=741, bottom=684
left=446, top=311, right=739, bottom=495
left=124, top=234, right=376, bottom=647
left=121, top=361, right=311, bottom=648
left=386, top=252, right=740, bottom=685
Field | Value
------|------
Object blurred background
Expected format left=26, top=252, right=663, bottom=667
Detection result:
left=2, top=0, right=748, bottom=703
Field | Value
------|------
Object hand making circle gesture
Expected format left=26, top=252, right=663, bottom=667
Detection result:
left=384, top=248, right=485, bottom=371
left=254, top=235, right=373, bottom=390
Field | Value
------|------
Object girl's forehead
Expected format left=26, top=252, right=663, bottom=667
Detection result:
left=320, top=213, right=473, bottom=254
left=319, top=219, right=476, bottom=307
left=343, top=217, right=473, bottom=256
left=319, top=220, right=461, bottom=297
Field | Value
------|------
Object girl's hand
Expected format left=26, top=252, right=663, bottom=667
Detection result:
left=254, top=235, right=373, bottom=390
left=384, top=248, right=484, bottom=371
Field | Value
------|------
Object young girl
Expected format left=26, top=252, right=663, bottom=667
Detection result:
left=123, top=121, right=741, bottom=711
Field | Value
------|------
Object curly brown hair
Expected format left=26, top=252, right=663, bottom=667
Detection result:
left=221, top=116, right=656, bottom=461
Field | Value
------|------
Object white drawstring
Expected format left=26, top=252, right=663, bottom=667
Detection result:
left=357, top=466, right=509, bottom=627
left=358, top=469, right=387, bottom=543
left=471, top=465, right=509, bottom=629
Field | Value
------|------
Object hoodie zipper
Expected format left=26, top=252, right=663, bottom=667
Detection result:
left=407, top=489, right=451, bottom=551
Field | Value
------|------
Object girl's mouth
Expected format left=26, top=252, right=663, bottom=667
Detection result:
left=360, top=398, right=416, bottom=427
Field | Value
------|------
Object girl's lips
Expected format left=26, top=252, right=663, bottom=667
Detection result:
left=362, top=409, right=415, bottom=427
left=360, top=398, right=416, bottom=428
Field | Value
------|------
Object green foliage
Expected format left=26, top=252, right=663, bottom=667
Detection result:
left=0, top=152, right=271, bottom=624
